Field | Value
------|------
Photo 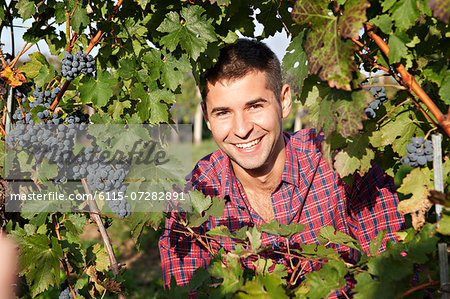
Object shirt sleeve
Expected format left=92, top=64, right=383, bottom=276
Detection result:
left=158, top=210, right=212, bottom=288
left=345, top=162, right=406, bottom=254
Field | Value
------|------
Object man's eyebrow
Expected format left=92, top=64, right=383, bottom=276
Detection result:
left=246, top=98, right=268, bottom=106
left=210, top=106, right=230, bottom=114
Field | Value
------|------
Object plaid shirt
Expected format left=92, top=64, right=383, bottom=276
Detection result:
left=159, top=129, right=406, bottom=291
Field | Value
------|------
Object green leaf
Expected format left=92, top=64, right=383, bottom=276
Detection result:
left=318, top=226, right=364, bottom=252
left=54, top=2, right=66, bottom=23
left=79, top=71, right=118, bottom=107
left=369, top=14, right=393, bottom=34
left=397, top=167, right=432, bottom=215
left=388, top=34, right=409, bottom=64
left=391, top=0, right=420, bottom=30
left=118, top=58, right=137, bottom=80
left=206, top=225, right=234, bottom=238
left=15, top=0, right=36, bottom=20
left=304, top=260, right=349, bottom=298
left=353, top=272, right=380, bottom=298
left=439, top=72, right=450, bottom=104
left=282, top=31, right=308, bottom=94
left=132, top=83, right=174, bottom=123
left=157, top=6, right=217, bottom=60
left=248, top=226, right=262, bottom=250
left=161, top=53, right=191, bottom=91
left=35, top=64, right=56, bottom=87
left=108, top=100, right=131, bottom=120
left=429, top=0, right=450, bottom=23
left=19, top=52, right=47, bottom=79
left=369, top=230, right=387, bottom=257
left=337, top=0, right=370, bottom=39
left=292, top=0, right=361, bottom=90
left=334, top=133, right=375, bottom=178
left=71, top=5, right=90, bottom=33
left=437, top=211, right=450, bottom=235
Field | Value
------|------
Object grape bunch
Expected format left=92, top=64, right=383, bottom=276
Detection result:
left=364, top=86, right=388, bottom=119
left=68, top=145, right=132, bottom=218
left=400, top=137, right=433, bottom=167
left=12, top=86, right=63, bottom=125
left=58, top=280, right=78, bottom=299
left=61, top=51, right=96, bottom=81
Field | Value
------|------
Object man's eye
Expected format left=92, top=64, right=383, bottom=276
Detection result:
left=216, top=111, right=229, bottom=117
left=249, top=104, right=262, bottom=110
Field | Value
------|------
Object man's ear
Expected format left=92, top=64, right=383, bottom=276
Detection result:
left=280, top=84, right=292, bottom=119
left=201, top=101, right=211, bottom=130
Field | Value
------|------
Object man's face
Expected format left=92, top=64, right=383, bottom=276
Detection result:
left=203, top=71, right=292, bottom=174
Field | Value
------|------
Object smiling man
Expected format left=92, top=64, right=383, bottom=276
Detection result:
left=158, top=39, right=406, bottom=292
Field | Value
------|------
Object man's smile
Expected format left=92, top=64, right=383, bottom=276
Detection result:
left=233, top=137, right=262, bottom=149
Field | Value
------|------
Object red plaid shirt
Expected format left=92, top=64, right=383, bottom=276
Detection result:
left=159, top=129, right=406, bottom=291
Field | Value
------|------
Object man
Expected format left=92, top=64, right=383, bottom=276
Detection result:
left=159, top=39, right=405, bottom=290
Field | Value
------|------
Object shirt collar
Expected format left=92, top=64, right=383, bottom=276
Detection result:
left=281, top=132, right=300, bottom=187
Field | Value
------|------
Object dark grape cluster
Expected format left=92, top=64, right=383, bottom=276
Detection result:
left=61, top=51, right=96, bottom=81
left=12, top=86, right=62, bottom=125
left=400, top=137, right=433, bottom=167
left=69, top=147, right=132, bottom=218
left=6, top=118, right=131, bottom=218
left=58, top=280, right=78, bottom=299
left=365, top=86, right=388, bottom=119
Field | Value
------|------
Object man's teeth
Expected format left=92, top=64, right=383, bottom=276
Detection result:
left=235, top=138, right=261, bottom=149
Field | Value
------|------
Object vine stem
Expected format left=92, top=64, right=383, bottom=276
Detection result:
left=52, top=214, right=77, bottom=299
left=361, top=84, right=406, bottom=90
left=376, top=99, right=410, bottom=124
left=400, top=280, right=439, bottom=297
left=365, top=24, right=450, bottom=137
left=80, top=179, right=125, bottom=299
left=50, top=0, right=124, bottom=111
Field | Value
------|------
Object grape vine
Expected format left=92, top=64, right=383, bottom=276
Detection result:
left=0, top=0, right=449, bottom=298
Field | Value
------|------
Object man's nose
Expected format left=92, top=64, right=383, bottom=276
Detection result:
left=232, top=112, right=253, bottom=139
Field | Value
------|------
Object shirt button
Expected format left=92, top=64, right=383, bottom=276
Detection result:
left=279, top=241, right=285, bottom=247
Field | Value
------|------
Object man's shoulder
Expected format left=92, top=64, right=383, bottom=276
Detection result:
left=287, top=128, right=324, bottom=151
left=186, top=148, right=228, bottom=188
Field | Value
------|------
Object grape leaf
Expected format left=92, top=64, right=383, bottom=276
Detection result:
left=397, top=167, right=433, bottom=229
left=318, top=226, right=363, bottom=252
left=429, top=0, right=450, bottom=23
left=369, top=14, right=393, bottom=34
left=71, top=3, right=90, bottom=33
left=304, top=259, right=349, bottom=298
left=369, top=230, right=387, bottom=257
left=282, top=30, right=308, bottom=94
left=437, top=212, right=450, bottom=235
left=353, top=272, right=380, bottom=298
left=108, top=100, right=131, bottom=120
left=132, top=83, right=174, bottom=123
left=19, top=52, right=48, bottom=79
left=15, top=0, right=35, bottom=20
left=388, top=34, right=409, bottom=64
left=157, top=6, right=217, bottom=60
left=390, top=0, right=420, bottom=30
left=334, top=133, right=375, bottom=178
left=439, top=72, right=450, bottom=104
left=206, top=225, right=233, bottom=238
left=291, top=0, right=363, bottom=90
left=254, top=0, right=284, bottom=37
left=79, top=71, right=118, bottom=107
left=160, top=53, right=191, bottom=91
left=337, top=0, right=370, bottom=39
left=118, top=58, right=137, bottom=80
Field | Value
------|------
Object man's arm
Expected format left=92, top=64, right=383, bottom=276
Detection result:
left=345, top=162, right=407, bottom=253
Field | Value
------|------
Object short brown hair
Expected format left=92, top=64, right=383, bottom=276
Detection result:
left=201, top=39, right=282, bottom=102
